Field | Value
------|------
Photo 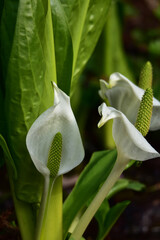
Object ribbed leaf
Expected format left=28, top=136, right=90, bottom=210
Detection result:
left=0, top=0, right=19, bottom=84
left=61, top=0, right=112, bottom=94
left=51, top=0, right=73, bottom=95
left=3, top=0, right=56, bottom=202
left=0, top=0, right=19, bottom=144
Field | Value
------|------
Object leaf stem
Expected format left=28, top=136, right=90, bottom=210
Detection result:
left=70, top=156, right=128, bottom=240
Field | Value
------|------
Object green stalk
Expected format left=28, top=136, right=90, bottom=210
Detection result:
left=35, top=176, right=63, bottom=240
left=35, top=176, right=53, bottom=240
left=12, top=189, right=35, bottom=240
left=44, top=176, right=63, bottom=240
left=70, top=155, right=129, bottom=240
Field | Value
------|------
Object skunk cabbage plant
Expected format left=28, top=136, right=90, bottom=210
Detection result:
left=70, top=77, right=160, bottom=240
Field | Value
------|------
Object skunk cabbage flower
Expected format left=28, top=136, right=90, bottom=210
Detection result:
left=99, top=73, right=160, bottom=130
left=98, top=103, right=160, bottom=163
left=70, top=101, right=160, bottom=240
left=26, top=82, right=84, bottom=179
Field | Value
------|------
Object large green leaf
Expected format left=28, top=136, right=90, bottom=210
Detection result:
left=60, top=0, right=76, bottom=19
left=0, top=1, right=19, bottom=139
left=0, top=0, right=19, bottom=85
left=51, top=0, right=73, bottom=95
left=63, top=149, right=117, bottom=237
left=102, top=2, right=134, bottom=80
left=61, top=0, right=112, bottom=94
left=3, top=0, right=56, bottom=202
left=96, top=200, right=130, bottom=240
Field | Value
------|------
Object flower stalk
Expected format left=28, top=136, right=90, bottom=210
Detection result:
left=35, top=176, right=54, bottom=240
left=35, top=176, right=63, bottom=240
left=70, top=154, right=128, bottom=240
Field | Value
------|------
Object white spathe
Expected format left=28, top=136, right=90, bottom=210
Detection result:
left=26, top=83, right=85, bottom=178
left=99, top=72, right=160, bottom=130
left=98, top=103, right=160, bottom=162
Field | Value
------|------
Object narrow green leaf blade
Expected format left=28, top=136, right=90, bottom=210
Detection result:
left=96, top=200, right=130, bottom=240
left=107, top=178, right=145, bottom=199
left=0, top=134, right=17, bottom=178
left=94, top=198, right=110, bottom=226
left=63, top=149, right=117, bottom=237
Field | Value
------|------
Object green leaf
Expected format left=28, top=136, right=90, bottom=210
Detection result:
left=96, top=200, right=130, bottom=240
left=0, top=134, right=17, bottom=178
left=61, top=0, right=112, bottom=94
left=60, top=0, right=76, bottom=19
left=107, top=178, right=145, bottom=199
left=102, top=2, right=134, bottom=80
left=51, top=0, right=73, bottom=95
left=3, top=0, right=56, bottom=202
left=0, top=84, right=4, bottom=134
left=65, top=232, right=86, bottom=240
left=63, top=149, right=117, bottom=237
left=0, top=0, right=19, bottom=84
left=94, top=198, right=110, bottom=224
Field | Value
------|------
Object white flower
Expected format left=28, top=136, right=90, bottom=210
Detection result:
left=26, top=82, right=84, bottom=178
left=98, top=103, right=160, bottom=162
left=70, top=102, right=160, bottom=240
left=99, top=72, right=160, bottom=130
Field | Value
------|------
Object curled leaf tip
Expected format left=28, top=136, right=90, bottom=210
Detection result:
left=47, top=132, right=62, bottom=178
left=135, top=88, right=153, bottom=136
left=139, top=61, right=152, bottom=89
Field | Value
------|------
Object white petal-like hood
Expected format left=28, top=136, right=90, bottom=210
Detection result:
left=26, top=83, right=85, bottom=177
left=99, top=72, right=160, bottom=130
left=98, top=103, right=160, bottom=161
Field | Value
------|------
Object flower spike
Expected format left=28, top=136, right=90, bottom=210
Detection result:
left=139, top=61, right=152, bottom=89
left=47, top=132, right=62, bottom=178
left=135, top=88, right=153, bottom=136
